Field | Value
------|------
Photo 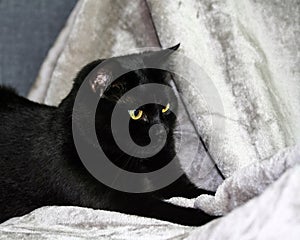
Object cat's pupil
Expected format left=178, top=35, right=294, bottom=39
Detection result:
left=134, top=110, right=139, bottom=116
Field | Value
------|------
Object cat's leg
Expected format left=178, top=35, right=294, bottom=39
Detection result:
left=106, top=193, right=217, bottom=226
left=154, top=174, right=215, bottom=199
left=58, top=167, right=216, bottom=226
left=59, top=176, right=217, bottom=226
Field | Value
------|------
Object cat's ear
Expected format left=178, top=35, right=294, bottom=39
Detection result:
left=157, top=43, right=180, bottom=60
left=145, top=43, right=180, bottom=65
left=168, top=43, right=180, bottom=51
left=88, top=66, right=127, bottom=102
left=89, top=68, right=112, bottom=95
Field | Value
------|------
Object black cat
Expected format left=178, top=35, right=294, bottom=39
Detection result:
left=0, top=46, right=216, bottom=226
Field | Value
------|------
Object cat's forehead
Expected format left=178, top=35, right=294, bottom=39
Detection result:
left=122, top=69, right=173, bottom=97
left=132, top=68, right=171, bottom=84
left=117, top=80, right=177, bottom=109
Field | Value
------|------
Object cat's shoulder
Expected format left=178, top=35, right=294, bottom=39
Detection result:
left=0, top=85, right=22, bottom=103
left=0, top=85, right=18, bottom=97
left=0, top=85, right=42, bottom=109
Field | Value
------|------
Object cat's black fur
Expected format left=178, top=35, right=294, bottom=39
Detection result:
left=0, top=47, right=216, bottom=226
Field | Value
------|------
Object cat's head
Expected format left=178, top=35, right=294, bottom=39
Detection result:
left=70, top=45, right=180, bottom=172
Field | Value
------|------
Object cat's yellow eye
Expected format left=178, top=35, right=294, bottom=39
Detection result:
left=162, top=103, right=170, bottom=113
left=128, top=109, right=143, bottom=120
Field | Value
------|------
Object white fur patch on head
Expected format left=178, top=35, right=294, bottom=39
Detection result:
left=89, top=69, right=111, bottom=96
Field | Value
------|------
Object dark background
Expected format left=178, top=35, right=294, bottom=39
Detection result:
left=0, top=0, right=78, bottom=96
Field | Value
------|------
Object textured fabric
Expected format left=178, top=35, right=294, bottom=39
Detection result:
left=195, top=144, right=300, bottom=215
left=0, top=206, right=194, bottom=239
left=190, top=158, right=300, bottom=240
left=147, top=0, right=300, bottom=177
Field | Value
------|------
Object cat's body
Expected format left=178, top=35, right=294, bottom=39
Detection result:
left=0, top=48, right=216, bottom=226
